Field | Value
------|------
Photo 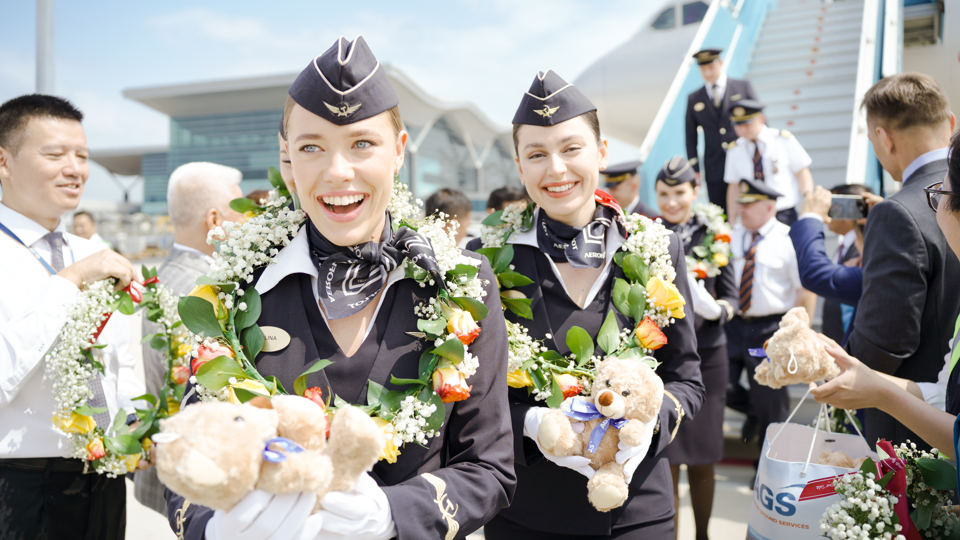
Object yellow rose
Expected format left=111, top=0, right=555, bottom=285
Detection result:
left=646, top=276, right=686, bottom=313
left=713, top=252, right=729, bottom=267
left=671, top=304, right=686, bottom=319
left=177, top=344, right=193, bottom=358
left=188, top=284, right=228, bottom=321
left=447, top=309, right=481, bottom=345
left=227, top=379, right=270, bottom=404
left=51, top=411, right=97, bottom=434
left=373, top=417, right=401, bottom=464
left=166, top=397, right=181, bottom=415
left=125, top=453, right=142, bottom=472
left=506, top=369, right=533, bottom=388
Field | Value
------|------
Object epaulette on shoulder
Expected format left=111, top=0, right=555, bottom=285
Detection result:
left=780, top=129, right=792, bottom=138
left=727, top=140, right=737, bottom=149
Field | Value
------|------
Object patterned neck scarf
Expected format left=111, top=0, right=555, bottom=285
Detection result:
left=307, top=213, right=442, bottom=319
left=536, top=192, right=625, bottom=269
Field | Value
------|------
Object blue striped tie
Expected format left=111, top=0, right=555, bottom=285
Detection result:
left=45, top=232, right=112, bottom=430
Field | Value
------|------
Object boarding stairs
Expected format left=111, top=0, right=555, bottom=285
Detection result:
left=748, top=0, right=866, bottom=188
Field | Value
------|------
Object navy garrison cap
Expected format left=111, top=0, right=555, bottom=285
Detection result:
left=601, top=160, right=642, bottom=186
left=730, top=99, right=765, bottom=124
left=737, top=177, right=782, bottom=203
left=288, top=36, right=399, bottom=126
left=656, top=156, right=697, bottom=187
left=693, top=48, right=723, bottom=65
left=512, top=70, right=596, bottom=127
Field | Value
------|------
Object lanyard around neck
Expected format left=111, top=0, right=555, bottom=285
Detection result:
left=0, top=221, right=73, bottom=276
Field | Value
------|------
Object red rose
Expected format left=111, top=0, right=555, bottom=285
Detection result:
left=170, top=365, right=190, bottom=385
left=303, top=387, right=325, bottom=409
left=555, top=374, right=584, bottom=399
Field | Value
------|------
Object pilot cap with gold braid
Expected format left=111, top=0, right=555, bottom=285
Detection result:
left=601, top=160, right=642, bottom=187
left=288, top=36, right=399, bottom=126
left=693, top=48, right=723, bottom=65
left=512, top=70, right=597, bottom=127
left=729, top=99, right=765, bottom=125
left=656, top=156, right=697, bottom=187
left=737, top=177, right=782, bottom=204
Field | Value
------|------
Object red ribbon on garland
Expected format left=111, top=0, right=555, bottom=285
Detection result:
left=91, top=281, right=146, bottom=342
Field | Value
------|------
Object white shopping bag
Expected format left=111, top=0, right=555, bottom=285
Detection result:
left=746, top=393, right=877, bottom=540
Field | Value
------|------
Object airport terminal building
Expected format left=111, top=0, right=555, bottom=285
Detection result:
left=94, top=66, right=520, bottom=215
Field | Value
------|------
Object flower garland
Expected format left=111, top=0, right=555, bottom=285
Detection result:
left=685, top=202, right=731, bottom=280
left=46, top=272, right=184, bottom=477
left=892, top=441, right=959, bottom=537
left=181, top=174, right=489, bottom=463
left=479, top=191, right=685, bottom=408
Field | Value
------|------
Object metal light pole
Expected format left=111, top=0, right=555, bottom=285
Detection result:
left=36, top=0, right=54, bottom=94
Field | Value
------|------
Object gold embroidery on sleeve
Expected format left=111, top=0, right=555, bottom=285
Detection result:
left=663, top=390, right=685, bottom=443
left=422, top=473, right=460, bottom=540
left=175, top=500, right=191, bottom=540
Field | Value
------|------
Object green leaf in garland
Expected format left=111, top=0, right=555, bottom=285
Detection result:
left=545, top=375, right=564, bottom=409
left=294, top=359, right=333, bottom=397
left=475, top=247, right=499, bottom=267
left=448, top=264, right=479, bottom=280
left=417, top=318, right=447, bottom=336
left=178, top=296, right=224, bottom=338
left=565, top=327, right=594, bottom=367
left=628, top=283, right=647, bottom=323
left=613, top=251, right=627, bottom=267
left=241, top=324, right=265, bottom=361
left=149, top=334, right=167, bottom=352
left=110, top=410, right=129, bottom=435
left=419, top=387, right=446, bottom=432
left=117, top=293, right=136, bottom=315
left=481, top=210, right=505, bottom=226
left=229, top=197, right=260, bottom=214
left=195, top=356, right=246, bottom=390
left=497, top=271, right=533, bottom=289
left=692, top=245, right=710, bottom=258
left=859, top=457, right=878, bottom=478
left=912, top=495, right=933, bottom=529
left=104, top=434, right=141, bottom=455
left=195, top=276, right=237, bottom=293
left=75, top=404, right=108, bottom=417
left=390, top=375, right=429, bottom=387
left=916, top=457, right=958, bottom=491
left=379, top=390, right=406, bottom=421
left=492, top=244, right=514, bottom=274
left=263, top=376, right=286, bottom=395
left=233, top=288, right=262, bottom=331
left=452, top=296, right=490, bottom=321
left=267, top=166, right=285, bottom=191
left=502, top=297, right=533, bottom=319
left=529, top=367, right=547, bottom=392
left=131, top=393, right=158, bottom=407
left=433, top=338, right=465, bottom=364
left=232, top=387, right=268, bottom=403
left=612, top=278, right=631, bottom=317
left=597, top=310, right=621, bottom=355
left=367, top=380, right=387, bottom=407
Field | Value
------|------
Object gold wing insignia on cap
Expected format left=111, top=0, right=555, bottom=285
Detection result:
left=422, top=473, right=459, bottom=540
left=733, top=107, right=745, bottom=117
left=740, top=182, right=750, bottom=193
left=324, top=100, right=363, bottom=118
left=693, top=102, right=705, bottom=112
left=533, top=105, right=560, bottom=118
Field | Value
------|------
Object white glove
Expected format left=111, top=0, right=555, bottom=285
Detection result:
left=615, top=415, right=658, bottom=484
left=523, top=407, right=593, bottom=479
left=312, top=473, right=396, bottom=540
left=687, top=273, right=722, bottom=321
left=205, top=490, right=316, bottom=540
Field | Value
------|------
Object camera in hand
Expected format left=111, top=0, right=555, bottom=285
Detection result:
left=828, top=195, right=868, bottom=220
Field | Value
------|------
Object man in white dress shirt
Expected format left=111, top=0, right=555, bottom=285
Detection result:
left=724, top=100, right=814, bottom=226
left=724, top=178, right=815, bottom=449
left=0, top=95, right=141, bottom=538
left=134, top=161, right=243, bottom=514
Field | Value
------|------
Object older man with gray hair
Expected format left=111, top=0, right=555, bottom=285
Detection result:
left=134, top=162, right=244, bottom=514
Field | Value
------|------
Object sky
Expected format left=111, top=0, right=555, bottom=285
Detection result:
left=0, top=1, right=661, bottom=203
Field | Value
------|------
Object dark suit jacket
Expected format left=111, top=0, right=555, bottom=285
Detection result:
left=848, top=159, right=960, bottom=448
left=664, top=222, right=739, bottom=350
left=166, top=251, right=516, bottom=540
left=789, top=218, right=863, bottom=344
left=685, top=78, right=757, bottom=184
left=478, top=232, right=704, bottom=534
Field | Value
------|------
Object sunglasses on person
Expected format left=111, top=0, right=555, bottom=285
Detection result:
left=925, top=182, right=959, bottom=212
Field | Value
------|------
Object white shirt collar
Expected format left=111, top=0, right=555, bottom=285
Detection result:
left=756, top=215, right=780, bottom=237
left=507, top=208, right=624, bottom=308
left=0, top=202, right=66, bottom=247
left=840, top=229, right=857, bottom=250
left=706, top=73, right=727, bottom=97
left=902, top=147, right=949, bottom=185
left=172, top=242, right=215, bottom=265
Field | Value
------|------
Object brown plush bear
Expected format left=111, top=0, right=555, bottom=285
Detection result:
left=754, top=307, right=840, bottom=390
left=154, top=395, right=383, bottom=512
left=536, top=358, right=664, bottom=512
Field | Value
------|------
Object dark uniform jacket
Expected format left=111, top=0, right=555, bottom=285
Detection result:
left=627, top=199, right=659, bottom=220
left=685, top=79, right=758, bottom=204
left=165, top=234, right=516, bottom=540
left=470, top=220, right=704, bottom=535
left=849, top=159, right=960, bottom=449
left=664, top=222, right=739, bottom=350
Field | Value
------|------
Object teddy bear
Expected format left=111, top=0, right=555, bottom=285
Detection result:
left=754, top=307, right=840, bottom=389
left=535, top=358, right=664, bottom=512
left=154, top=394, right=384, bottom=512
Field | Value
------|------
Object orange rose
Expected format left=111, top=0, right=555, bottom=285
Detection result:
left=447, top=309, right=481, bottom=346
left=555, top=374, right=583, bottom=399
left=303, top=387, right=325, bottom=409
left=432, top=366, right=472, bottom=403
left=86, top=437, right=106, bottom=461
left=714, top=230, right=731, bottom=244
left=693, top=261, right=708, bottom=280
left=170, top=365, right=190, bottom=385
left=635, top=317, right=668, bottom=350
left=192, top=342, right=234, bottom=374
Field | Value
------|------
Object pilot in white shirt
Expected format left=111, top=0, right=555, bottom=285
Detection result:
left=724, top=99, right=814, bottom=226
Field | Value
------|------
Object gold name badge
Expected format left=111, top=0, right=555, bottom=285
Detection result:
left=731, top=93, right=742, bottom=101
left=260, top=326, right=291, bottom=352
left=693, top=102, right=705, bottom=112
